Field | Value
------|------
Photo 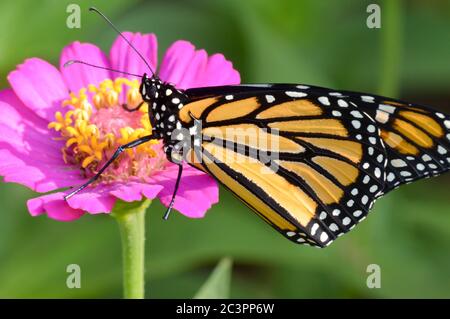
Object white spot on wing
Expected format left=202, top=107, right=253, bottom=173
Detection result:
left=391, top=159, right=407, bottom=167
left=367, top=125, right=376, bottom=133
left=386, top=172, right=395, bottom=182
left=311, top=223, right=319, bottom=235
left=338, top=99, right=348, bottom=107
left=400, top=171, right=412, bottom=177
left=329, top=223, right=338, bottom=232
left=379, top=104, right=396, bottom=114
left=265, top=95, right=275, bottom=103
left=363, top=175, right=370, bottom=184
left=374, top=167, right=381, bottom=178
left=286, top=91, right=307, bottom=98
left=332, top=110, right=342, bottom=117
left=361, top=195, right=369, bottom=205
left=320, top=232, right=329, bottom=242
left=375, top=110, right=389, bottom=124
left=351, top=110, right=363, bottom=118
left=353, top=210, right=363, bottom=217
left=352, top=120, right=361, bottom=129
left=318, top=96, right=330, bottom=106
left=286, top=231, right=296, bottom=237
left=361, top=95, right=374, bottom=103
left=342, top=217, right=351, bottom=226
left=416, top=163, right=425, bottom=171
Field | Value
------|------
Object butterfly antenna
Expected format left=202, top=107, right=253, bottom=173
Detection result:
left=89, top=7, right=156, bottom=76
left=64, top=60, right=142, bottom=77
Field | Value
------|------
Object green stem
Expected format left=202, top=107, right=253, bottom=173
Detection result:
left=378, top=0, right=403, bottom=97
left=111, top=199, right=151, bottom=299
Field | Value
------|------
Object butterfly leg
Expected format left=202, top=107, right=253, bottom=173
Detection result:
left=122, top=101, right=144, bottom=112
left=161, top=130, right=189, bottom=220
left=64, top=135, right=154, bottom=200
left=162, top=163, right=183, bottom=220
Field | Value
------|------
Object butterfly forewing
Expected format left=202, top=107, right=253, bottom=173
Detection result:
left=187, top=84, right=450, bottom=193
left=348, top=95, right=450, bottom=193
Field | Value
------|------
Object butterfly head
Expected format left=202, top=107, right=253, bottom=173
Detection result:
left=140, top=73, right=160, bottom=102
left=140, top=73, right=186, bottom=140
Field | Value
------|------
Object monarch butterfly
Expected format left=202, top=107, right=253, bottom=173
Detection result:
left=66, top=8, right=450, bottom=247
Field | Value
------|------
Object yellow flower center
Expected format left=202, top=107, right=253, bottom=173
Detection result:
left=48, top=78, right=165, bottom=182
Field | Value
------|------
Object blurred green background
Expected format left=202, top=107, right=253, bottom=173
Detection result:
left=0, top=0, right=449, bottom=298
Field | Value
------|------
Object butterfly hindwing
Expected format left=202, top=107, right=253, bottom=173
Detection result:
left=180, top=88, right=390, bottom=247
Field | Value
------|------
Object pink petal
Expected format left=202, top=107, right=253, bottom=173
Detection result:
left=7, top=58, right=68, bottom=122
left=65, top=184, right=116, bottom=214
left=110, top=32, right=157, bottom=79
left=0, top=88, right=53, bottom=133
left=158, top=41, right=196, bottom=88
left=64, top=181, right=163, bottom=215
left=197, top=53, right=241, bottom=87
left=27, top=192, right=85, bottom=221
left=150, top=163, right=219, bottom=218
left=108, top=181, right=163, bottom=202
left=25, top=164, right=218, bottom=221
left=0, top=148, right=81, bottom=192
left=159, top=40, right=240, bottom=89
left=0, top=89, right=84, bottom=192
left=0, top=89, right=61, bottom=152
left=59, top=42, right=111, bottom=92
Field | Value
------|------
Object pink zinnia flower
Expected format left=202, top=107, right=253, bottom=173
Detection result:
left=0, top=32, right=240, bottom=221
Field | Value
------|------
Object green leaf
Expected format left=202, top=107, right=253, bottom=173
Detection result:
left=194, top=258, right=232, bottom=299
